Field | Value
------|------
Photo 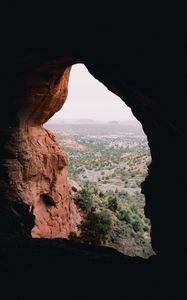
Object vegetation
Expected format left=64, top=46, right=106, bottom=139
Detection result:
left=52, top=123, right=154, bottom=258
left=78, top=208, right=112, bottom=244
left=69, top=179, right=154, bottom=258
left=107, top=196, right=118, bottom=212
left=75, top=187, right=93, bottom=213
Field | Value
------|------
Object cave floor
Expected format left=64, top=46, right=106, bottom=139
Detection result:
left=0, top=236, right=185, bottom=299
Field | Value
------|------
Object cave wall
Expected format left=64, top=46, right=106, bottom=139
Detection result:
left=0, top=8, right=185, bottom=256
left=0, top=65, right=82, bottom=238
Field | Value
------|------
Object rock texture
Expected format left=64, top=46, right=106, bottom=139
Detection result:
left=0, top=181, right=35, bottom=236
left=0, top=66, right=82, bottom=238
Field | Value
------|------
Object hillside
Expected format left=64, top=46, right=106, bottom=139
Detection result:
left=45, top=122, right=154, bottom=258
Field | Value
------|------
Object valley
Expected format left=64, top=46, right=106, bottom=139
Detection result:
left=45, top=121, right=154, bottom=258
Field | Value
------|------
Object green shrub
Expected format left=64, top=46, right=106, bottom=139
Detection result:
left=68, top=231, right=78, bottom=240
left=107, top=196, right=118, bottom=212
left=131, top=216, right=143, bottom=232
left=99, top=191, right=104, bottom=198
left=109, top=221, right=124, bottom=243
left=75, top=189, right=93, bottom=214
left=117, top=208, right=132, bottom=223
left=78, top=209, right=112, bottom=245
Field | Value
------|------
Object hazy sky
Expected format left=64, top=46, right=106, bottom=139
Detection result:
left=48, top=64, right=135, bottom=122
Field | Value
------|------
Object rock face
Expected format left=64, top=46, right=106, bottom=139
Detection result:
left=0, top=66, right=82, bottom=238
left=0, top=181, right=35, bottom=236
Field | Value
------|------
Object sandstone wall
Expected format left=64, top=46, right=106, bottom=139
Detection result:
left=0, top=66, right=82, bottom=238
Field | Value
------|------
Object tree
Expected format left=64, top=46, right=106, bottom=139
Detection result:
left=75, top=188, right=93, bottom=214
left=78, top=208, right=112, bottom=245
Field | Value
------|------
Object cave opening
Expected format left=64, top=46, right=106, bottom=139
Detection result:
left=44, top=64, right=154, bottom=258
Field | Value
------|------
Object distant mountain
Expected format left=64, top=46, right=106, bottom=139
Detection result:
left=107, top=120, right=119, bottom=125
left=74, top=119, right=104, bottom=124
left=45, top=118, right=105, bottom=125
left=44, top=119, right=145, bottom=136
left=46, top=119, right=140, bottom=126
left=118, top=120, right=141, bottom=126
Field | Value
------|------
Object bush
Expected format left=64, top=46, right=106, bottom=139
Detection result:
left=117, top=208, right=132, bottom=223
left=109, top=221, right=124, bottom=243
left=78, top=209, right=112, bottom=245
left=131, top=216, right=143, bottom=232
left=75, top=189, right=93, bottom=214
left=82, top=181, right=99, bottom=195
left=107, top=196, right=118, bottom=212
left=99, top=191, right=104, bottom=198
left=68, top=231, right=78, bottom=241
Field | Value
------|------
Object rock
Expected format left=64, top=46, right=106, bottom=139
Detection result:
left=0, top=67, right=82, bottom=238
left=69, top=179, right=81, bottom=193
left=72, top=186, right=77, bottom=192
left=0, top=181, right=35, bottom=236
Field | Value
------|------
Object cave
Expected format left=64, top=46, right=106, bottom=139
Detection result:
left=0, top=6, right=185, bottom=299
left=45, top=63, right=154, bottom=258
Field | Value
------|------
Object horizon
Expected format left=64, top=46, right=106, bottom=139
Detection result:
left=46, top=118, right=140, bottom=124
left=45, top=64, right=136, bottom=124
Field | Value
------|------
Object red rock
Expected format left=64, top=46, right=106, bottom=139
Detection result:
left=0, top=67, right=82, bottom=238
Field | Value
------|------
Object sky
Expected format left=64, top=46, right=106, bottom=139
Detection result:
left=47, top=64, right=135, bottom=123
